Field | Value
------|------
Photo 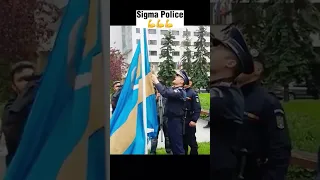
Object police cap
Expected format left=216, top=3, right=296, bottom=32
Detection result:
left=176, top=69, right=189, bottom=85
left=211, top=27, right=254, bottom=74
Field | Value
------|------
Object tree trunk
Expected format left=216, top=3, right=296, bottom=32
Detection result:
left=283, top=84, right=289, bottom=102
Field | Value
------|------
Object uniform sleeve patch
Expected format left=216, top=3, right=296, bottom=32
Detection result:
left=276, top=115, right=285, bottom=129
left=196, top=97, right=199, bottom=103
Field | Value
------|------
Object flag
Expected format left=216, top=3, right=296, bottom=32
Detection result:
left=110, top=28, right=158, bottom=154
left=5, top=0, right=105, bottom=179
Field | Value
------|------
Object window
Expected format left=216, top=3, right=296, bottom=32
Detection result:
left=149, top=51, right=157, bottom=56
left=161, top=39, right=166, bottom=45
left=148, top=40, right=157, bottom=45
left=136, top=39, right=140, bottom=44
left=173, top=51, right=180, bottom=56
left=205, top=42, right=210, bottom=47
left=136, top=28, right=140, bottom=33
left=182, top=41, right=191, bottom=46
left=183, top=31, right=191, bottom=36
left=173, top=41, right=180, bottom=46
left=172, top=30, right=179, bottom=36
left=193, top=42, right=198, bottom=46
left=194, top=32, right=200, bottom=36
left=148, top=29, right=156, bottom=34
left=183, top=51, right=191, bottom=56
left=160, top=30, right=168, bottom=35
left=151, top=62, right=159, bottom=71
left=204, top=32, right=210, bottom=37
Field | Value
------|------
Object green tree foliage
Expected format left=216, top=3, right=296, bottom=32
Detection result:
left=192, top=26, right=209, bottom=90
left=158, top=31, right=176, bottom=86
left=180, top=29, right=193, bottom=76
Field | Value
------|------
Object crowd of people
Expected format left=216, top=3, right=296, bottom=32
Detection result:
left=111, top=70, right=202, bottom=155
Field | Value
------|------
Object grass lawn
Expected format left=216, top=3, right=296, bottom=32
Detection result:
left=199, top=93, right=209, bottom=111
left=283, top=100, right=320, bottom=153
left=155, top=142, right=210, bottom=155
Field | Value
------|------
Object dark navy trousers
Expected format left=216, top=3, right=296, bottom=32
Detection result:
left=167, top=117, right=185, bottom=155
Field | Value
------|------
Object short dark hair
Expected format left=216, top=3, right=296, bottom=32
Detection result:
left=10, top=61, right=35, bottom=82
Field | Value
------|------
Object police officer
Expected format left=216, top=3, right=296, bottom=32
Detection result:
left=1, top=61, right=40, bottom=167
left=235, top=49, right=292, bottom=180
left=150, top=88, right=172, bottom=155
left=111, top=81, right=122, bottom=113
left=210, top=27, right=254, bottom=179
left=183, top=78, right=201, bottom=155
left=151, top=70, right=189, bottom=155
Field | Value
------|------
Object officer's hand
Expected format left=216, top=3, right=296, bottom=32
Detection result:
left=189, top=121, right=196, bottom=127
left=151, top=74, right=159, bottom=84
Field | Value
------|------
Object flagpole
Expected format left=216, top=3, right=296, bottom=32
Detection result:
left=140, top=28, right=148, bottom=155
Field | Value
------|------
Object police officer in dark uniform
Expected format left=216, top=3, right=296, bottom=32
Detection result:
left=183, top=78, right=201, bottom=155
left=111, top=81, right=122, bottom=114
left=210, top=27, right=254, bottom=179
left=150, top=88, right=172, bottom=155
left=1, top=61, right=40, bottom=167
left=235, top=49, right=292, bottom=180
left=151, top=70, right=189, bottom=155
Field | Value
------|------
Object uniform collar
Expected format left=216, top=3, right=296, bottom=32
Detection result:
left=210, top=77, right=235, bottom=87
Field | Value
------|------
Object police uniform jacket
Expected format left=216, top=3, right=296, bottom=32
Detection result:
left=1, top=81, right=39, bottom=159
left=239, top=81, right=292, bottom=180
left=185, top=87, right=201, bottom=122
left=111, top=89, right=121, bottom=112
left=210, top=82, right=244, bottom=170
left=155, top=83, right=186, bottom=117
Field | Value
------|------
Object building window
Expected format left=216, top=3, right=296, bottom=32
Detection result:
left=173, top=41, right=180, bottom=46
left=183, top=31, right=191, bottom=36
left=194, top=32, right=200, bottom=36
left=136, top=28, right=140, bottom=33
left=148, top=40, right=157, bottom=45
left=161, top=39, right=166, bottom=45
left=172, top=30, right=179, bottom=36
left=149, top=51, right=157, bottom=56
left=193, top=42, right=197, bottom=46
left=136, top=39, right=140, bottom=44
left=148, top=29, right=156, bottom=34
left=204, top=32, right=210, bottom=37
left=173, top=51, right=180, bottom=56
left=160, top=30, right=168, bottom=35
left=151, top=62, right=159, bottom=71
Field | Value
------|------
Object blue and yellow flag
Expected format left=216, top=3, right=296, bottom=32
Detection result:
left=5, top=0, right=105, bottom=179
left=110, top=28, right=158, bottom=154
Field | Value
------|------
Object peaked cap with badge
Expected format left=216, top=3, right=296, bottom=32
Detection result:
left=211, top=27, right=254, bottom=74
left=176, top=69, right=189, bottom=85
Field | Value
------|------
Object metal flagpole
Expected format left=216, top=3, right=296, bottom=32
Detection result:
left=140, top=28, right=148, bottom=155
left=99, top=0, right=110, bottom=178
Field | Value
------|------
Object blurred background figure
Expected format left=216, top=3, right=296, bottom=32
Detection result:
left=111, top=81, right=122, bottom=114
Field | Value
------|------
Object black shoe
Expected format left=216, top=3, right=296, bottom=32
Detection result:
left=203, top=124, right=210, bottom=128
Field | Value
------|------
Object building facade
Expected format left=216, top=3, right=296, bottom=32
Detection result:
left=111, top=26, right=210, bottom=74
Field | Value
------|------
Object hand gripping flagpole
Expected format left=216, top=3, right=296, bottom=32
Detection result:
left=140, top=28, right=148, bottom=155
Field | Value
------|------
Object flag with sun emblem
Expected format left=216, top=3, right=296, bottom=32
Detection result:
left=5, top=0, right=105, bottom=179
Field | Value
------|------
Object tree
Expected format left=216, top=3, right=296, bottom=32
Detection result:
left=158, top=31, right=176, bottom=86
left=110, top=48, right=127, bottom=91
left=180, top=28, right=193, bottom=76
left=262, top=0, right=312, bottom=101
left=192, top=26, right=210, bottom=90
left=0, top=0, right=61, bottom=102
